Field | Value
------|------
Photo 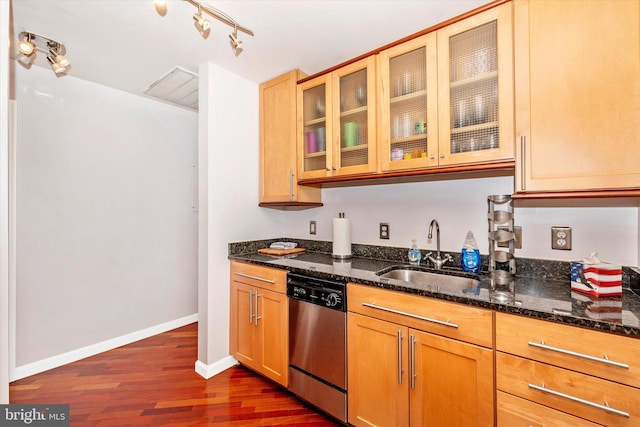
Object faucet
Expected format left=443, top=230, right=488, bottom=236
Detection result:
left=426, top=219, right=453, bottom=269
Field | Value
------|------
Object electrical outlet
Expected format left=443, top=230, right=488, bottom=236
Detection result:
left=497, top=226, right=522, bottom=249
left=379, top=223, right=390, bottom=240
left=309, top=220, right=316, bottom=235
left=551, top=226, right=572, bottom=250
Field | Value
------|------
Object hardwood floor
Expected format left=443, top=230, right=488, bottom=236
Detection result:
left=10, top=323, right=341, bottom=426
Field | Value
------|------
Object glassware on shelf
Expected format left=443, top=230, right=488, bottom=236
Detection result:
left=356, top=85, right=366, bottom=106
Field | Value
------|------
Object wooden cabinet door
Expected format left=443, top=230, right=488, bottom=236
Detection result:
left=514, top=0, right=640, bottom=193
left=437, top=2, right=514, bottom=167
left=348, top=312, right=409, bottom=427
left=229, top=281, right=259, bottom=370
left=259, top=70, right=321, bottom=205
left=410, top=329, right=494, bottom=427
left=256, top=287, right=288, bottom=386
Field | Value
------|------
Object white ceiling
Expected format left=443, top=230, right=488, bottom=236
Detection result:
left=11, top=0, right=491, bottom=99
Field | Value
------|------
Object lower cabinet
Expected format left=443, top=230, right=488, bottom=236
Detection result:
left=229, top=261, right=288, bottom=386
left=497, top=391, right=602, bottom=427
left=496, top=312, right=640, bottom=426
left=347, top=283, right=494, bottom=427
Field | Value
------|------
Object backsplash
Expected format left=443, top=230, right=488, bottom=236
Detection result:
left=229, top=238, right=640, bottom=290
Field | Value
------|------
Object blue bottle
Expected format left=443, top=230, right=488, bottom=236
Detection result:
left=408, top=239, right=422, bottom=266
left=461, top=231, right=481, bottom=273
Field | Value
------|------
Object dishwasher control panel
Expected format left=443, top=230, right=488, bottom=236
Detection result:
left=287, top=273, right=346, bottom=311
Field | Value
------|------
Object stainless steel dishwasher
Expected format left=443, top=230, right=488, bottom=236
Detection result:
left=287, top=273, right=347, bottom=424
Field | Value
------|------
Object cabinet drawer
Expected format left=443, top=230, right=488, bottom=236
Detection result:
left=497, top=391, right=602, bottom=427
left=496, top=352, right=640, bottom=426
left=347, top=283, right=493, bottom=347
left=230, top=261, right=287, bottom=294
left=496, top=312, right=640, bottom=388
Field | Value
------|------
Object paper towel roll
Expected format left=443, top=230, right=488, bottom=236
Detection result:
left=333, top=217, right=352, bottom=259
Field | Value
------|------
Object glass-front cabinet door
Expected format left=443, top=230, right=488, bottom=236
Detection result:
left=437, top=2, right=514, bottom=166
left=298, top=74, right=332, bottom=179
left=378, top=34, right=438, bottom=172
left=298, top=57, right=376, bottom=180
left=332, top=56, right=377, bottom=176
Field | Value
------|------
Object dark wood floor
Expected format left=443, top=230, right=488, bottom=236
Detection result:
left=10, top=323, right=340, bottom=426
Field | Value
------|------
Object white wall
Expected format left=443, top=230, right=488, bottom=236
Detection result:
left=197, top=62, right=283, bottom=375
left=13, top=65, right=199, bottom=373
left=283, top=176, right=639, bottom=267
left=0, top=0, right=11, bottom=404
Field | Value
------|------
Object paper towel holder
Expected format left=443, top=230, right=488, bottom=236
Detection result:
left=332, top=212, right=352, bottom=259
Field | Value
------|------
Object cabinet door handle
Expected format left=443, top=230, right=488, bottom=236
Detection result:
left=528, top=383, right=630, bottom=418
left=410, top=334, right=416, bottom=390
left=520, top=135, right=526, bottom=191
left=439, top=153, right=445, bottom=159
left=233, top=272, right=276, bottom=284
left=249, top=290, right=254, bottom=324
left=289, top=169, right=294, bottom=201
left=362, top=302, right=459, bottom=329
left=254, top=292, right=261, bottom=325
left=528, top=340, right=629, bottom=369
left=397, top=330, right=403, bottom=385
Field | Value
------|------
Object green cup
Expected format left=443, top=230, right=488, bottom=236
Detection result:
left=344, top=122, right=357, bottom=147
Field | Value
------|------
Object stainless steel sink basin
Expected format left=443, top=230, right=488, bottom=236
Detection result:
left=377, top=267, right=481, bottom=292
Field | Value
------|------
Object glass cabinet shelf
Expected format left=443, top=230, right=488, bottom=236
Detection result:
left=340, top=106, right=368, bottom=118
left=390, top=89, right=427, bottom=105
left=450, top=71, right=498, bottom=89
left=304, top=117, right=326, bottom=126
left=391, top=134, right=427, bottom=145
left=451, top=121, right=498, bottom=134
left=341, top=144, right=368, bottom=153
left=305, top=151, right=327, bottom=159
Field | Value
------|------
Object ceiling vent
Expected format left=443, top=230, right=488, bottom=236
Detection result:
left=144, top=66, right=198, bottom=111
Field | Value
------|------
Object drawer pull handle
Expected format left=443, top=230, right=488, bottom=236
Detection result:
left=362, top=302, right=459, bottom=329
left=528, top=383, right=629, bottom=418
left=233, top=272, right=276, bottom=284
left=528, top=340, right=629, bottom=369
left=397, top=330, right=403, bottom=385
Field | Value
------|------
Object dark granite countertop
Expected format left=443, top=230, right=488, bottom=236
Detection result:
left=229, top=248, right=640, bottom=340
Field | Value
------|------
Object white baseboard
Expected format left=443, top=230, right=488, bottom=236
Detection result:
left=194, top=355, right=237, bottom=379
left=12, top=313, right=198, bottom=381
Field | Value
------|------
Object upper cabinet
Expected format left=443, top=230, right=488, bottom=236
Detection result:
left=437, top=2, right=514, bottom=167
left=298, top=57, right=377, bottom=180
left=378, top=34, right=438, bottom=171
left=378, top=3, right=514, bottom=172
left=259, top=70, right=322, bottom=206
left=514, top=0, right=640, bottom=194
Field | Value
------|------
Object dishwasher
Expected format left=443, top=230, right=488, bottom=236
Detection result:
left=287, top=272, right=347, bottom=424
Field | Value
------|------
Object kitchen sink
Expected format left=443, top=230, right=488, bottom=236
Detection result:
left=376, top=266, right=481, bottom=293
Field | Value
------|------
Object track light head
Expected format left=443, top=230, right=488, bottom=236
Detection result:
left=229, top=29, right=243, bottom=56
left=193, top=6, right=211, bottom=38
left=154, top=1, right=168, bottom=16
left=47, top=55, right=68, bottom=74
left=49, top=49, right=70, bottom=67
left=17, top=33, right=36, bottom=56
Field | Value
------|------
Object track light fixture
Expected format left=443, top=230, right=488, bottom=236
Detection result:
left=16, top=31, right=71, bottom=75
left=229, top=26, right=242, bottom=57
left=154, top=0, right=254, bottom=55
left=193, top=5, right=211, bottom=39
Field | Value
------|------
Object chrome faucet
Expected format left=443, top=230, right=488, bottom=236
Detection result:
left=426, top=219, right=453, bottom=269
